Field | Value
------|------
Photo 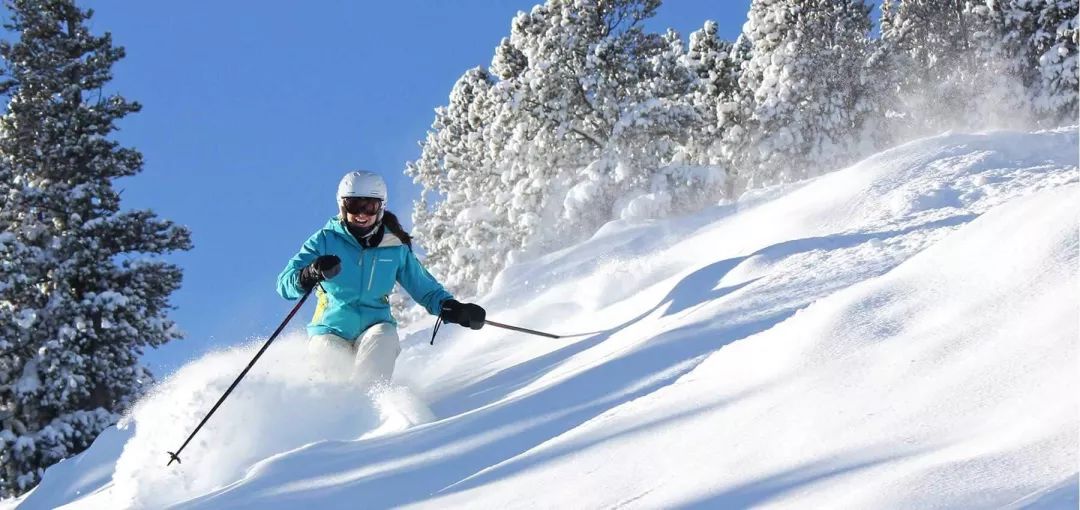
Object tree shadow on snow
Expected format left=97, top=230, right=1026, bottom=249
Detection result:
left=676, top=448, right=915, bottom=509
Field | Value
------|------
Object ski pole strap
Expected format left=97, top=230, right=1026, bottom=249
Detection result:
left=430, top=315, right=444, bottom=345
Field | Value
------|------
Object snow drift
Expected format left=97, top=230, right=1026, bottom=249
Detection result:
left=10, top=127, right=1079, bottom=509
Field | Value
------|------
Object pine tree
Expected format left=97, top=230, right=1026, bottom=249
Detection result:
left=967, top=2, right=1033, bottom=126
left=676, top=21, right=745, bottom=199
left=716, top=33, right=753, bottom=188
left=406, top=67, right=505, bottom=300
left=1003, top=0, right=1078, bottom=123
left=681, top=19, right=738, bottom=162
left=0, top=0, right=192, bottom=496
left=876, top=0, right=971, bottom=134
left=874, top=0, right=1036, bottom=137
left=409, top=0, right=706, bottom=300
left=735, top=0, right=874, bottom=189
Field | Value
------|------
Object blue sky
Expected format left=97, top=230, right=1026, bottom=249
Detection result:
left=13, top=1, right=756, bottom=375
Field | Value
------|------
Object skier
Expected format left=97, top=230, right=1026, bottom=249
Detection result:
left=276, top=170, right=486, bottom=386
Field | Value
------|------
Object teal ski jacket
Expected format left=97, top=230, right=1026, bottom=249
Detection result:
left=276, top=217, right=453, bottom=341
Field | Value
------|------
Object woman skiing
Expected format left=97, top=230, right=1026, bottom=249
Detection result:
left=276, top=170, right=486, bottom=386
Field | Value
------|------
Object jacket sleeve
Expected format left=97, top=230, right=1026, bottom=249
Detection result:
left=397, top=248, right=453, bottom=316
left=276, top=230, right=324, bottom=300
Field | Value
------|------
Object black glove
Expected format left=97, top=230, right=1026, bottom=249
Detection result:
left=299, top=255, right=341, bottom=291
left=440, top=299, right=486, bottom=330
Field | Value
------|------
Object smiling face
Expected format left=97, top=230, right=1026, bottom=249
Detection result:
left=341, top=196, right=383, bottom=230
left=345, top=210, right=378, bottom=229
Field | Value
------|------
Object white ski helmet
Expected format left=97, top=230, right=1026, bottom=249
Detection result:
left=337, top=170, right=388, bottom=202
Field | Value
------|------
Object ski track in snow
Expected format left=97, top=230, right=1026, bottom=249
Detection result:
left=8, top=127, right=1080, bottom=509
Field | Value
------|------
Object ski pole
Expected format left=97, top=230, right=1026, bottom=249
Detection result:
left=483, top=319, right=563, bottom=339
left=166, top=286, right=314, bottom=467
left=429, top=317, right=566, bottom=345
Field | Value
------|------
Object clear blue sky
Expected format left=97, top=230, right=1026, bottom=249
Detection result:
left=12, top=1, right=756, bottom=375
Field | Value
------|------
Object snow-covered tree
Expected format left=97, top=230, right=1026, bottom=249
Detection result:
left=680, top=20, right=738, bottom=162
left=492, top=0, right=702, bottom=235
left=876, top=0, right=973, bottom=134
left=409, top=0, right=1072, bottom=305
left=1002, top=0, right=1078, bottom=123
left=0, top=0, right=191, bottom=496
left=873, top=0, right=1037, bottom=138
left=735, top=0, right=874, bottom=189
left=407, top=67, right=509, bottom=300
left=675, top=21, right=746, bottom=198
left=715, top=33, right=754, bottom=186
left=410, top=0, right=709, bottom=301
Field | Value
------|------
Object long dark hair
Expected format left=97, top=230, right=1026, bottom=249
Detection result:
left=382, top=210, right=413, bottom=247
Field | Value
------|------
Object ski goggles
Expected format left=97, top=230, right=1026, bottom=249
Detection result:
left=342, top=196, right=383, bottom=216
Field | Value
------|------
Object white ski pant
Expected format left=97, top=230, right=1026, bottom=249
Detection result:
left=308, top=322, right=401, bottom=385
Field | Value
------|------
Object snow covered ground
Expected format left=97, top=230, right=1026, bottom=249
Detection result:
left=9, top=127, right=1079, bottom=509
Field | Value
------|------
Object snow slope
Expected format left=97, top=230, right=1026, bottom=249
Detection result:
left=12, top=127, right=1079, bottom=509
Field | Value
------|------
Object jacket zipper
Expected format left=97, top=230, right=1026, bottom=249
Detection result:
left=367, top=251, right=377, bottom=291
